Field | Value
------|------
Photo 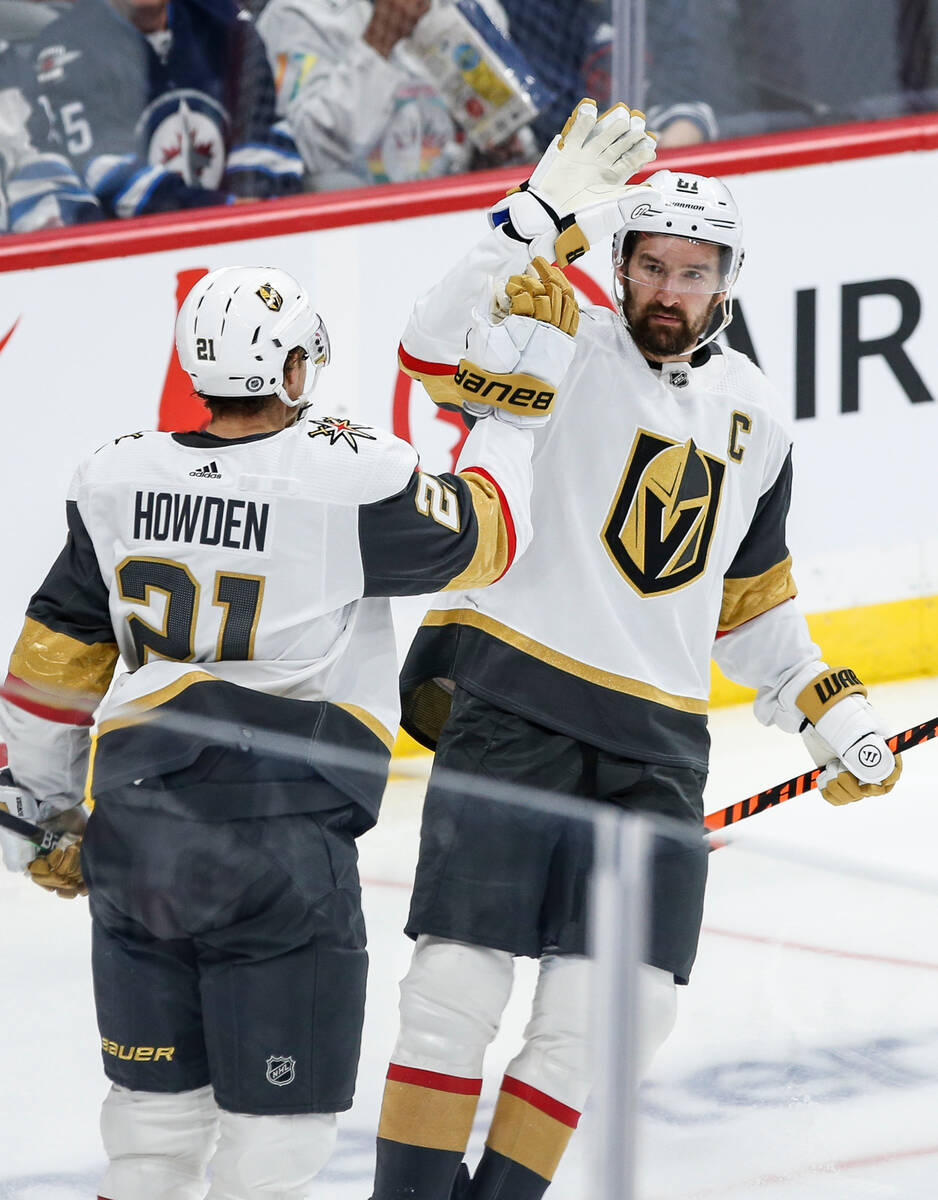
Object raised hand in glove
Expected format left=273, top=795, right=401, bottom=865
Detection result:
left=0, top=767, right=88, bottom=898
left=489, top=97, right=658, bottom=267
left=456, top=257, right=578, bottom=427
left=797, top=668, right=902, bottom=806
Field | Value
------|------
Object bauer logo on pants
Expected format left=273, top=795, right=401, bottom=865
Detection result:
left=602, top=428, right=725, bottom=596
left=266, top=1055, right=296, bottom=1086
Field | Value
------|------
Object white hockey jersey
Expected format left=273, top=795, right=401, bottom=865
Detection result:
left=1, top=412, right=532, bottom=824
left=399, top=230, right=824, bottom=770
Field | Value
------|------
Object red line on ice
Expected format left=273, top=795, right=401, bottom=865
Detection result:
left=655, top=1141, right=938, bottom=1199
left=704, top=924, right=938, bottom=972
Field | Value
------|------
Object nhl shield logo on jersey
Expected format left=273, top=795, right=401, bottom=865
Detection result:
left=602, top=429, right=725, bottom=596
left=256, top=284, right=283, bottom=312
left=266, top=1055, right=296, bottom=1086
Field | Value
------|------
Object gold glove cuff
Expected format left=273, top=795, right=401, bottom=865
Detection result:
left=455, top=361, right=555, bottom=416
left=796, top=666, right=867, bottom=726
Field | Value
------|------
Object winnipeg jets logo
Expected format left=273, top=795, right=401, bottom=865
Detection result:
left=256, top=284, right=283, bottom=312
left=35, top=45, right=83, bottom=84
left=602, top=429, right=725, bottom=596
left=307, top=417, right=377, bottom=452
left=139, top=90, right=227, bottom=189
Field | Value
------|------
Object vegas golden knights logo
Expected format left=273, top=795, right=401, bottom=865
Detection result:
left=602, top=429, right=725, bottom=595
left=256, top=283, right=283, bottom=311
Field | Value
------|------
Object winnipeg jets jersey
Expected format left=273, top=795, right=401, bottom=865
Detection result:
left=399, top=230, right=819, bottom=771
left=1, top=414, right=532, bottom=825
left=8, top=0, right=302, bottom=232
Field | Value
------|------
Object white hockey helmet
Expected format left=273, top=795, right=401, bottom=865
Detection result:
left=612, top=170, right=744, bottom=350
left=175, top=266, right=330, bottom=408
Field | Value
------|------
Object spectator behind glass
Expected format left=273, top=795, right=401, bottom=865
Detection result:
left=711, top=0, right=938, bottom=138
left=6, top=0, right=305, bottom=233
left=724, top=0, right=935, bottom=136
left=0, top=0, right=61, bottom=230
left=256, top=0, right=530, bottom=191
left=501, top=0, right=718, bottom=149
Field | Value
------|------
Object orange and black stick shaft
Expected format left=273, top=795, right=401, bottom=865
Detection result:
left=704, top=716, right=938, bottom=836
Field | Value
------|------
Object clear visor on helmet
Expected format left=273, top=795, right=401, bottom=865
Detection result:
left=303, top=315, right=330, bottom=369
left=271, top=303, right=331, bottom=367
left=617, top=233, right=734, bottom=296
left=287, top=313, right=331, bottom=410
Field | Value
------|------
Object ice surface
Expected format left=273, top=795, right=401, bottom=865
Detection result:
left=1, top=676, right=936, bottom=1198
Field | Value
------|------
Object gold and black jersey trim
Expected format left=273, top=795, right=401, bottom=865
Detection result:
left=443, top=470, right=515, bottom=591
left=718, top=555, right=797, bottom=633
left=93, top=677, right=390, bottom=826
left=334, top=703, right=395, bottom=753
left=6, top=499, right=117, bottom=722
left=401, top=610, right=710, bottom=770
left=6, top=617, right=119, bottom=720
left=421, top=610, right=707, bottom=714
left=96, top=671, right=218, bottom=736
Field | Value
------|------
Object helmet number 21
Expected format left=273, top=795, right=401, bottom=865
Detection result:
left=196, top=338, right=217, bottom=361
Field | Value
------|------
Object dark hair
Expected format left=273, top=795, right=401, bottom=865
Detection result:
left=201, top=394, right=280, bottom=420
left=198, top=346, right=307, bottom=418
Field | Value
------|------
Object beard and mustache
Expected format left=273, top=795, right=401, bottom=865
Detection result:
left=623, top=286, right=724, bottom=359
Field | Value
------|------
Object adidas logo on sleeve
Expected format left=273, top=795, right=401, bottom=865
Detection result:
left=189, top=461, right=222, bottom=479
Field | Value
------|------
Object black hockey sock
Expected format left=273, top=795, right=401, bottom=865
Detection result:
left=469, top=1148, right=551, bottom=1199
left=371, top=1138, right=466, bottom=1200
left=468, top=1073, right=580, bottom=1198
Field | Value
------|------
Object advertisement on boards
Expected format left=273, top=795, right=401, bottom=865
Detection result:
left=0, top=149, right=936, bottom=689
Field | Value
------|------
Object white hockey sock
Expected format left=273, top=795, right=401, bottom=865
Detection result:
left=98, top=1083, right=218, bottom=1200
left=206, top=1110, right=336, bottom=1199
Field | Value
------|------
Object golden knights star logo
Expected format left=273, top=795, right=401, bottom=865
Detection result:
left=256, top=283, right=283, bottom=312
left=307, top=417, right=377, bottom=452
left=602, top=428, right=725, bottom=596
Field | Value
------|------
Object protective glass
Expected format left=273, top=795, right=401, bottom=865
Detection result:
left=618, top=234, right=734, bottom=295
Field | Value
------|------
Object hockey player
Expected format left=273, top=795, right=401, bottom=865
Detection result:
left=371, top=100, right=903, bottom=1199
left=0, top=259, right=578, bottom=1198
left=5, top=0, right=304, bottom=232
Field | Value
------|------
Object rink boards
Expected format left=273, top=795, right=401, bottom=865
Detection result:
left=1, top=121, right=937, bottom=714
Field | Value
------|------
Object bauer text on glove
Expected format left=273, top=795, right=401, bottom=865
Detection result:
left=456, top=257, right=578, bottom=426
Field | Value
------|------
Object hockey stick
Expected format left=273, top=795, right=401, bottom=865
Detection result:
left=0, top=749, right=66, bottom=855
left=704, top=716, right=938, bottom=837
left=0, top=806, right=62, bottom=854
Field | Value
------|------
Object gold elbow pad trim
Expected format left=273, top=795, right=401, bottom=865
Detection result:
left=444, top=471, right=511, bottom=590
left=9, top=617, right=119, bottom=704
left=796, top=666, right=868, bottom=726
left=553, top=221, right=590, bottom=267
left=454, top=360, right=555, bottom=415
left=718, top=557, right=796, bottom=632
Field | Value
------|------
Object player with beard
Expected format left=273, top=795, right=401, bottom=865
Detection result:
left=369, top=102, right=901, bottom=1200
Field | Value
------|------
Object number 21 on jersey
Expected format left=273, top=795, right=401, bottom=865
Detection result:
left=116, top=556, right=265, bottom=665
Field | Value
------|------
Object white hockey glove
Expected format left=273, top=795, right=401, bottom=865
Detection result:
left=0, top=768, right=88, bottom=898
left=795, top=668, right=902, bottom=806
left=455, top=257, right=578, bottom=428
left=488, top=98, right=658, bottom=267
